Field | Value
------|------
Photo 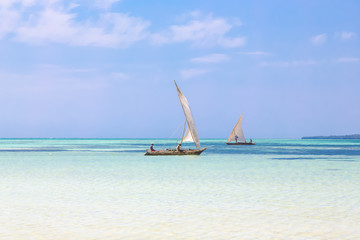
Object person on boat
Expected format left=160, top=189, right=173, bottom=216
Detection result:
left=150, top=143, right=156, bottom=152
left=250, top=139, right=253, bottom=143
left=235, top=135, right=238, bottom=143
left=176, top=143, right=183, bottom=152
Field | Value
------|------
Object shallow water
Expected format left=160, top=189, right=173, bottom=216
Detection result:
left=1, top=139, right=359, bottom=239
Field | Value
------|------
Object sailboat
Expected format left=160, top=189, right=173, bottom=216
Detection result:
left=226, top=114, right=255, bottom=145
left=145, top=81, right=207, bottom=155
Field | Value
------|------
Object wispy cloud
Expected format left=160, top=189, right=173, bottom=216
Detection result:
left=16, top=9, right=150, bottom=48
left=337, top=57, right=359, bottom=63
left=261, top=60, right=319, bottom=67
left=336, top=31, right=356, bottom=40
left=36, top=64, right=96, bottom=74
left=94, top=0, right=122, bottom=9
left=1, top=1, right=150, bottom=48
left=191, top=54, right=229, bottom=63
left=110, top=72, right=130, bottom=81
left=180, top=68, right=209, bottom=79
left=0, top=2, right=21, bottom=38
left=1, top=3, right=246, bottom=49
left=151, top=12, right=246, bottom=48
left=311, top=34, right=327, bottom=45
left=238, top=51, right=270, bottom=56
left=0, top=64, right=107, bottom=92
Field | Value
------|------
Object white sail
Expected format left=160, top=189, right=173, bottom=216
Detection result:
left=227, top=114, right=246, bottom=143
left=174, top=81, right=201, bottom=148
left=183, top=125, right=194, bottom=142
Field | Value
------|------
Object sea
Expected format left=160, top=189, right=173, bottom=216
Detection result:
left=0, top=138, right=359, bottom=240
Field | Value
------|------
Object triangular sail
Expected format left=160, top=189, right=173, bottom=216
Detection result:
left=183, top=125, right=194, bottom=142
left=174, top=81, right=201, bottom=148
left=227, top=114, right=246, bottom=143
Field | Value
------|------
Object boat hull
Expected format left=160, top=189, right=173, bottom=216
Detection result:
left=226, top=142, right=255, bottom=145
left=145, top=147, right=207, bottom=156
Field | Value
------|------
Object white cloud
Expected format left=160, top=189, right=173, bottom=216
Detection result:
left=261, top=60, right=319, bottom=67
left=337, top=57, right=359, bottom=63
left=338, top=31, right=356, bottom=40
left=239, top=51, right=270, bottom=56
left=0, top=3, right=21, bottom=38
left=16, top=8, right=77, bottom=44
left=191, top=54, right=229, bottom=63
left=180, top=68, right=209, bottom=79
left=1, top=3, right=245, bottom=49
left=311, top=34, right=327, bottom=45
left=16, top=9, right=150, bottom=47
left=151, top=13, right=245, bottom=48
left=1, top=0, right=150, bottom=48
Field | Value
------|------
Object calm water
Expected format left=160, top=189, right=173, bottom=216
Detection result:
left=0, top=138, right=359, bottom=239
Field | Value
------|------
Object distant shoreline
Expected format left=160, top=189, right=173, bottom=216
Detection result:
left=302, top=134, right=360, bottom=139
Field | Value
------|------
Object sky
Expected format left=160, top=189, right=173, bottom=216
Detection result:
left=0, top=0, right=359, bottom=139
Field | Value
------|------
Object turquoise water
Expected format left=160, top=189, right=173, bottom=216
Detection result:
left=1, top=139, right=359, bottom=239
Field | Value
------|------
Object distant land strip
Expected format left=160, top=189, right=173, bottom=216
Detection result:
left=302, top=134, right=360, bottom=139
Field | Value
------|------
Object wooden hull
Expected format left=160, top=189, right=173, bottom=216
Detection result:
left=145, top=147, right=207, bottom=156
left=226, top=142, right=255, bottom=145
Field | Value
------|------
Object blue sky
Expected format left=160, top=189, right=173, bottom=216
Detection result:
left=0, top=0, right=359, bottom=138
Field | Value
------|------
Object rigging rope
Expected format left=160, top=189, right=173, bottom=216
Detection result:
left=159, top=120, right=184, bottom=150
